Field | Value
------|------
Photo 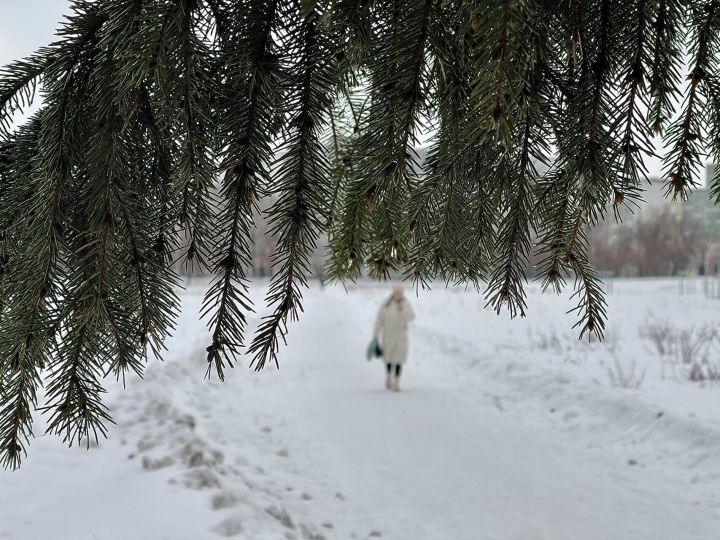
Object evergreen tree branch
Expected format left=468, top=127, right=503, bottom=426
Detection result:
left=203, top=0, right=282, bottom=380
left=248, top=4, right=335, bottom=370
left=664, top=0, right=719, bottom=200
left=648, top=0, right=684, bottom=135
left=614, top=0, right=655, bottom=217
left=0, top=51, right=53, bottom=137
left=357, top=0, right=433, bottom=277
left=1, top=0, right=720, bottom=468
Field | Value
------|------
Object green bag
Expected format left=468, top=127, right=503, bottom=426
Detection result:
left=366, top=338, right=383, bottom=360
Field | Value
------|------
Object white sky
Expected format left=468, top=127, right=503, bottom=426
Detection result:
left=0, top=0, right=70, bottom=123
left=0, top=1, right=69, bottom=64
left=0, top=1, right=709, bottom=181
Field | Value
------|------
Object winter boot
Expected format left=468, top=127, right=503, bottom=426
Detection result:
left=385, top=372, right=394, bottom=390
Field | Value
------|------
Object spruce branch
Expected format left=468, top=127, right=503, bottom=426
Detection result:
left=484, top=0, right=550, bottom=317
left=614, top=0, right=655, bottom=218
left=170, top=0, right=218, bottom=269
left=0, top=51, right=53, bottom=137
left=406, top=1, right=477, bottom=286
left=664, top=0, right=719, bottom=200
left=648, top=0, right=684, bottom=135
left=203, top=0, right=282, bottom=380
left=707, top=72, right=720, bottom=203
left=1, top=0, right=720, bottom=468
left=248, top=3, right=336, bottom=371
left=356, top=0, right=433, bottom=276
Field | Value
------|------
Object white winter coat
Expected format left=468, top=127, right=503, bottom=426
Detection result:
left=373, top=297, right=415, bottom=365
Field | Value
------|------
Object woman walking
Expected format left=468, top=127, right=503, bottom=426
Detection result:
left=372, top=286, right=415, bottom=392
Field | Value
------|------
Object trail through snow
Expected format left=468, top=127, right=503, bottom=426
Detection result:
left=237, top=286, right=717, bottom=539
left=1, top=280, right=719, bottom=539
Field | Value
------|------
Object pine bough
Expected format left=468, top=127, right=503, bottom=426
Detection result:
left=0, top=0, right=718, bottom=468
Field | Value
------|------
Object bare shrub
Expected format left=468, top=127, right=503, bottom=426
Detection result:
left=676, top=326, right=715, bottom=363
left=529, top=326, right=619, bottom=356
left=639, top=320, right=677, bottom=356
left=676, top=327, right=720, bottom=382
left=582, top=326, right=620, bottom=353
left=640, top=321, right=720, bottom=382
left=607, top=355, right=645, bottom=389
left=528, top=327, right=563, bottom=353
left=688, top=361, right=720, bottom=382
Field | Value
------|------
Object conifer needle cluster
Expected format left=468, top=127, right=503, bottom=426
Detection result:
left=1, top=0, right=719, bottom=468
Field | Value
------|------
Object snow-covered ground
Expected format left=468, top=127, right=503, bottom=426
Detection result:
left=1, top=278, right=720, bottom=540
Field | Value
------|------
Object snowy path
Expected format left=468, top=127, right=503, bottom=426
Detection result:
left=232, top=287, right=717, bottom=539
left=2, top=281, right=719, bottom=539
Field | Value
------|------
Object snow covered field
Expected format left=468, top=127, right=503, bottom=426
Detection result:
left=1, top=278, right=720, bottom=540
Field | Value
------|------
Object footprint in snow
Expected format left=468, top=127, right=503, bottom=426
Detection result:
left=210, top=516, right=244, bottom=537
left=300, top=524, right=326, bottom=539
left=211, top=490, right=243, bottom=510
left=266, top=506, right=295, bottom=529
left=142, top=455, right=175, bottom=471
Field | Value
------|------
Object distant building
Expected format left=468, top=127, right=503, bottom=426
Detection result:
left=681, top=165, right=720, bottom=240
left=614, top=177, right=681, bottom=223
left=707, top=163, right=717, bottom=185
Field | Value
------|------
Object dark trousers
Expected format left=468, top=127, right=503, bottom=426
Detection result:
left=385, top=363, right=402, bottom=377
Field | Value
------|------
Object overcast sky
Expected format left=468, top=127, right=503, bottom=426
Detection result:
left=1, top=0, right=70, bottom=124
left=0, top=1, right=70, bottom=65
